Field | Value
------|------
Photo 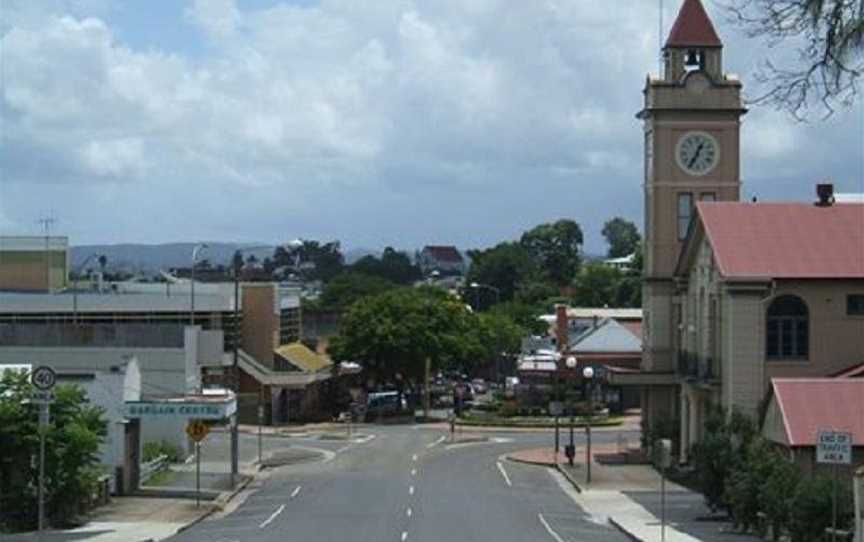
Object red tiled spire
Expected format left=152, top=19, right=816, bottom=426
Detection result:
left=665, top=0, right=722, bottom=48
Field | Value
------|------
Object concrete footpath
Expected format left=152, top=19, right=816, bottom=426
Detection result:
left=508, top=444, right=759, bottom=542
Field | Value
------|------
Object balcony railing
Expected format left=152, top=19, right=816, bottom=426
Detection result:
left=677, top=351, right=718, bottom=383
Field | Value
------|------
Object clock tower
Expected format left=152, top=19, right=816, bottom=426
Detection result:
left=638, top=0, right=745, bottom=423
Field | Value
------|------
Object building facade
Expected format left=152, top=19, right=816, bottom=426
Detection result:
left=0, top=236, right=69, bottom=292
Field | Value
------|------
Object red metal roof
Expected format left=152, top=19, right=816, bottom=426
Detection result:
left=772, top=378, right=864, bottom=446
left=422, top=245, right=463, bottom=263
left=665, top=0, right=722, bottom=48
left=698, top=202, right=864, bottom=279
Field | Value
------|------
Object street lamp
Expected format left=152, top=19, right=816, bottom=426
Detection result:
left=583, top=365, right=595, bottom=484
left=190, top=243, right=208, bottom=325
left=566, top=356, right=577, bottom=466
left=468, top=282, right=503, bottom=385
left=72, top=253, right=102, bottom=323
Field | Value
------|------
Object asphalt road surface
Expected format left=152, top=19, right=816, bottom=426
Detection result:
left=166, top=425, right=633, bottom=542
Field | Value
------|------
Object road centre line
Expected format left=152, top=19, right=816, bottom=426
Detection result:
left=409, top=485, right=415, bottom=495
left=411, top=468, right=417, bottom=476
left=401, top=531, right=408, bottom=541
left=290, top=486, right=301, bottom=499
left=412, top=454, right=418, bottom=461
left=406, top=507, right=413, bottom=517
left=537, top=513, right=565, bottom=542
left=259, top=504, right=285, bottom=528
left=496, top=461, right=512, bottom=487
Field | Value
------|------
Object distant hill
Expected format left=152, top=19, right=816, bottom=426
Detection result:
left=70, top=243, right=275, bottom=274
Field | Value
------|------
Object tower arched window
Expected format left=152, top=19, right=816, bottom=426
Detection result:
left=766, top=295, right=809, bottom=360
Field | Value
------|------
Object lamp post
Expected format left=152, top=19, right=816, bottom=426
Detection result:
left=72, top=253, right=102, bottom=323
left=190, top=243, right=208, bottom=325
left=468, top=282, right=502, bottom=385
left=566, top=356, right=577, bottom=466
left=583, top=365, right=595, bottom=485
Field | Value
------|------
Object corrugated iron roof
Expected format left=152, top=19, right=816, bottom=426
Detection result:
left=665, top=0, right=722, bottom=48
left=771, top=378, right=864, bottom=446
left=699, top=202, right=864, bottom=279
left=274, top=342, right=332, bottom=373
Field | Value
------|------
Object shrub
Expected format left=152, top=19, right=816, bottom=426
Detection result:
left=690, top=408, right=755, bottom=513
left=789, top=475, right=853, bottom=542
left=142, top=440, right=184, bottom=463
left=758, top=455, right=799, bottom=541
left=725, top=439, right=780, bottom=533
left=497, top=401, right=519, bottom=418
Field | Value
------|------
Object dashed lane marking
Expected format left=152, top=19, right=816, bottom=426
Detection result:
left=290, top=486, right=301, bottom=499
left=412, top=454, right=418, bottom=461
left=409, top=485, right=415, bottom=495
left=406, top=507, right=413, bottom=518
left=401, top=531, right=408, bottom=541
left=259, top=504, right=285, bottom=528
left=411, top=468, right=417, bottom=476
left=538, top=513, right=565, bottom=542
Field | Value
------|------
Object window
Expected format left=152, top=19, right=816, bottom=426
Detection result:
left=677, top=192, right=693, bottom=240
left=848, top=295, right=864, bottom=316
left=766, top=295, right=808, bottom=360
left=700, top=192, right=716, bottom=202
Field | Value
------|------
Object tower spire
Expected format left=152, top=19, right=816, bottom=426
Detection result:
left=665, top=0, right=722, bottom=49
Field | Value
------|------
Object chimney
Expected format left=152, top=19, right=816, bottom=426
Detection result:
left=816, top=183, right=835, bottom=207
left=555, top=304, right=569, bottom=353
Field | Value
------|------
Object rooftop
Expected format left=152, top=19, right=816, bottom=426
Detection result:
left=421, top=246, right=463, bottom=263
left=665, top=0, right=722, bottom=48
left=696, top=201, right=864, bottom=279
left=771, top=378, right=864, bottom=447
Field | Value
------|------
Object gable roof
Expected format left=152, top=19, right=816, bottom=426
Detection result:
left=570, top=318, right=642, bottom=353
left=771, top=378, right=864, bottom=446
left=421, top=246, right=463, bottom=263
left=274, top=343, right=332, bottom=373
left=832, top=362, right=864, bottom=378
left=665, top=0, right=723, bottom=48
left=696, top=202, right=864, bottom=279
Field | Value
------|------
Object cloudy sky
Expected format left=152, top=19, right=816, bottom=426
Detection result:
left=1, top=0, right=861, bottom=254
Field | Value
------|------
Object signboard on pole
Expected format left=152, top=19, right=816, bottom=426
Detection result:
left=31, top=366, right=56, bottom=391
left=817, top=430, right=853, bottom=464
left=186, top=420, right=210, bottom=442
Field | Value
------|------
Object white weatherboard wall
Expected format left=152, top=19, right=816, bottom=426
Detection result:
left=0, top=347, right=188, bottom=452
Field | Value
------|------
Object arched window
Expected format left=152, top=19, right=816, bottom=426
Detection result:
left=766, top=295, right=809, bottom=360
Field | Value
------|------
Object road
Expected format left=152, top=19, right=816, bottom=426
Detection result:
left=167, top=424, right=634, bottom=542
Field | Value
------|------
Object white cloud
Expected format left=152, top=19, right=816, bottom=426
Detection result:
left=0, top=1, right=860, bottom=249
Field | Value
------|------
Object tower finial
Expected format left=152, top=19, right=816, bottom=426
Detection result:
left=665, top=0, right=722, bottom=49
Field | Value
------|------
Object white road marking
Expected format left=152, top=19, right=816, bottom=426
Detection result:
left=426, top=435, right=446, bottom=449
left=290, top=486, right=301, bottom=499
left=538, top=513, right=565, bottom=542
left=411, top=468, right=417, bottom=476
left=412, top=454, right=418, bottom=461
left=259, top=504, right=285, bottom=528
left=401, top=531, right=408, bottom=541
left=496, top=461, right=512, bottom=487
left=406, top=507, right=413, bottom=517
left=409, top=485, right=415, bottom=495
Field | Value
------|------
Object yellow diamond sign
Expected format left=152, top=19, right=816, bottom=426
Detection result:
left=186, top=420, right=210, bottom=442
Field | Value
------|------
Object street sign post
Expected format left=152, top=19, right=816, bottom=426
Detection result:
left=31, top=365, right=56, bottom=533
left=186, top=421, right=210, bottom=507
left=818, top=430, right=853, bottom=542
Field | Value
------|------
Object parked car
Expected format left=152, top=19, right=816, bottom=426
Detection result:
left=365, top=391, right=408, bottom=421
left=471, top=379, right=488, bottom=394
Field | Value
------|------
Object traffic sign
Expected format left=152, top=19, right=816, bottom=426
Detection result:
left=817, top=430, right=853, bottom=464
left=30, top=390, right=56, bottom=404
left=31, top=366, right=56, bottom=391
left=186, top=420, right=210, bottom=442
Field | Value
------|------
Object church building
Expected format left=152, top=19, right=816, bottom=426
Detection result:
left=610, top=0, right=864, bottom=461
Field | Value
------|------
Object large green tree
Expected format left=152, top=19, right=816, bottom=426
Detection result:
left=571, top=262, right=640, bottom=308
left=601, top=217, right=641, bottom=258
left=351, top=247, right=421, bottom=285
left=274, top=240, right=344, bottom=282
left=519, top=219, right=584, bottom=287
left=328, top=288, right=483, bottom=386
left=466, top=242, right=537, bottom=302
left=0, top=370, right=107, bottom=530
left=319, top=271, right=396, bottom=312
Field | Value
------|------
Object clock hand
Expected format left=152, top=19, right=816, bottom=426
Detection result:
left=688, top=143, right=704, bottom=169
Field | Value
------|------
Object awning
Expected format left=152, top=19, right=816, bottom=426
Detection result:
left=239, top=349, right=333, bottom=388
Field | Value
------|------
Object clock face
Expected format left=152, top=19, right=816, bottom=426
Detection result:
left=676, top=132, right=719, bottom=176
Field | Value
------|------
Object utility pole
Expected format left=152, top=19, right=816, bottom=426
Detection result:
left=230, top=262, right=240, bottom=486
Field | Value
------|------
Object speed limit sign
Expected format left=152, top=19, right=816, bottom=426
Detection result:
left=31, top=366, right=56, bottom=391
